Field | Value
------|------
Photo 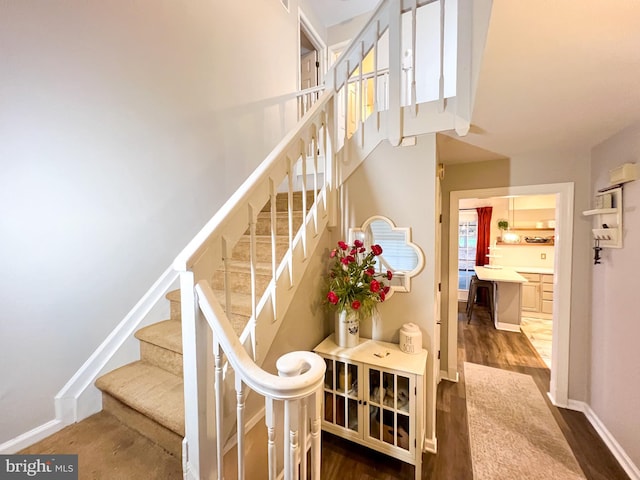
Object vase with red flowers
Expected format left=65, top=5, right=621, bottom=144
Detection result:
left=326, top=239, right=393, bottom=347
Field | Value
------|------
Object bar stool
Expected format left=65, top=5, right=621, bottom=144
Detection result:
left=466, top=275, right=495, bottom=324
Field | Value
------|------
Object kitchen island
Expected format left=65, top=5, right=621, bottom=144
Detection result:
left=474, top=266, right=528, bottom=331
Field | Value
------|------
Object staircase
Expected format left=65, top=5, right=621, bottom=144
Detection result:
left=43, top=1, right=493, bottom=478
left=93, top=192, right=312, bottom=459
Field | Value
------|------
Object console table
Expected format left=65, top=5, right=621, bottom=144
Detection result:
left=313, top=335, right=428, bottom=480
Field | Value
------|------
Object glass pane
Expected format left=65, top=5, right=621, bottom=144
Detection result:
left=348, top=363, right=358, bottom=396
left=324, top=359, right=333, bottom=390
left=336, top=395, right=346, bottom=427
left=324, top=391, right=333, bottom=422
left=336, top=361, right=347, bottom=393
left=348, top=398, right=358, bottom=432
left=369, top=405, right=380, bottom=441
left=369, top=369, right=381, bottom=404
left=382, top=409, right=395, bottom=446
left=397, top=376, right=410, bottom=413
left=397, top=414, right=410, bottom=450
left=383, top=372, right=394, bottom=408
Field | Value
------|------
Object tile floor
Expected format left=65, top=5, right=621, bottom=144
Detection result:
left=520, top=316, right=552, bottom=368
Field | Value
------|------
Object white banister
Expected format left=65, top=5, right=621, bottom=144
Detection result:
left=196, top=281, right=325, bottom=479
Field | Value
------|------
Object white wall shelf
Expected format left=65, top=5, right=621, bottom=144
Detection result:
left=582, top=187, right=623, bottom=248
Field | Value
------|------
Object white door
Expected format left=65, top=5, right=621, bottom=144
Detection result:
left=300, top=50, right=318, bottom=90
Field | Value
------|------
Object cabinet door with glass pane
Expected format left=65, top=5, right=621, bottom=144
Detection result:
left=322, top=357, right=362, bottom=438
left=365, top=366, right=415, bottom=456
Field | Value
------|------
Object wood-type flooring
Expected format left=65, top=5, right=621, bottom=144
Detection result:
left=320, top=305, right=630, bottom=480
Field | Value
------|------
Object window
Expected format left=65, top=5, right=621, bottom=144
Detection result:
left=458, top=211, right=477, bottom=299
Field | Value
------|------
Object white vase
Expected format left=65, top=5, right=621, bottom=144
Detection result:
left=334, top=309, right=359, bottom=348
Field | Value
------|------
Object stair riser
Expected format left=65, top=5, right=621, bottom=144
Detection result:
left=253, top=213, right=303, bottom=236
left=211, top=270, right=272, bottom=297
left=102, top=394, right=182, bottom=458
left=261, top=191, right=316, bottom=213
left=169, top=298, right=181, bottom=322
left=140, top=342, right=183, bottom=377
left=231, top=240, right=289, bottom=263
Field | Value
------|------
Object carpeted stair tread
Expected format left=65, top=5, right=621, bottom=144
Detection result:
left=96, top=361, right=184, bottom=436
left=219, top=258, right=273, bottom=274
left=166, top=289, right=180, bottom=303
left=135, top=319, right=182, bottom=354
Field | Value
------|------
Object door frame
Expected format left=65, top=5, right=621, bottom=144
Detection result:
left=446, top=182, right=574, bottom=407
left=298, top=9, right=327, bottom=90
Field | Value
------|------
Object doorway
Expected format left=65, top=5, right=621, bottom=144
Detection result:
left=447, top=183, right=574, bottom=408
left=298, top=10, right=326, bottom=117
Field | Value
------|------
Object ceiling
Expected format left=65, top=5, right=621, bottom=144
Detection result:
left=308, top=0, right=640, bottom=165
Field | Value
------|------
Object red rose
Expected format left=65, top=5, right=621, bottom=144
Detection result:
left=371, top=244, right=383, bottom=256
left=338, top=241, right=348, bottom=250
left=379, top=291, right=386, bottom=302
left=341, top=257, right=350, bottom=265
left=386, top=270, right=393, bottom=280
left=330, top=249, right=337, bottom=258
left=359, top=247, right=366, bottom=253
left=327, top=291, right=339, bottom=305
left=366, top=268, right=375, bottom=276
left=383, top=286, right=390, bottom=294
left=370, top=279, right=381, bottom=293
left=350, top=248, right=357, bottom=255
left=351, top=300, right=361, bottom=310
left=354, top=239, right=364, bottom=248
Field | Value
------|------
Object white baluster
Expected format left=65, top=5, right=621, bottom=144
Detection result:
left=300, top=144, right=308, bottom=259
left=287, top=160, right=294, bottom=287
left=213, top=339, right=224, bottom=480
left=236, top=377, right=246, bottom=480
left=265, top=398, right=277, bottom=480
left=309, top=388, right=322, bottom=480
left=438, top=0, right=447, bottom=112
left=269, top=179, right=278, bottom=323
left=388, top=0, right=403, bottom=146
left=299, top=398, right=308, bottom=480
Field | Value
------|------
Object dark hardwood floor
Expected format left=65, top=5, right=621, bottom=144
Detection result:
left=320, top=305, right=630, bottom=480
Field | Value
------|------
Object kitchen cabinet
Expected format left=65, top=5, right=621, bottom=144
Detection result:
left=520, top=273, right=541, bottom=312
left=314, top=335, right=427, bottom=480
left=517, top=271, right=553, bottom=316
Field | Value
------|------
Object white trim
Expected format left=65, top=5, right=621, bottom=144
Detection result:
left=447, top=183, right=574, bottom=407
left=298, top=8, right=327, bottom=88
left=54, top=266, right=179, bottom=424
left=564, top=401, right=640, bottom=480
left=495, top=322, right=521, bottom=333
left=439, top=369, right=459, bottom=383
left=423, top=435, right=437, bottom=454
left=0, top=419, right=64, bottom=454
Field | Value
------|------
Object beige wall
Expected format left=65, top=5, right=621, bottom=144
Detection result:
left=590, top=121, right=640, bottom=467
left=0, top=0, right=305, bottom=443
left=440, top=148, right=593, bottom=400
left=339, top=134, right=439, bottom=446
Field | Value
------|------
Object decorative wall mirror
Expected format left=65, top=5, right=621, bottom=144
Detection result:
left=349, top=216, right=425, bottom=296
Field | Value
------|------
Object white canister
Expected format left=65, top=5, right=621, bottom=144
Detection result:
left=399, top=323, right=422, bottom=354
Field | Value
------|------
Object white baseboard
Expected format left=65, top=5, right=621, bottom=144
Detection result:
left=562, top=400, right=639, bottom=480
left=0, top=419, right=65, bottom=454
left=423, top=434, right=437, bottom=454
left=439, top=369, right=459, bottom=383
left=54, top=267, right=178, bottom=425
left=495, top=322, right=521, bottom=333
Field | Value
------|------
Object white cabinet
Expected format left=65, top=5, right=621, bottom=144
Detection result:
left=314, top=335, right=427, bottom=480
left=518, top=272, right=553, bottom=316
left=520, top=273, right=541, bottom=312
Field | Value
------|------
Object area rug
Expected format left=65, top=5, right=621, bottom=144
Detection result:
left=464, top=362, right=585, bottom=480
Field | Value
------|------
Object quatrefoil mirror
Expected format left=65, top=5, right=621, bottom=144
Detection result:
left=349, top=216, right=425, bottom=296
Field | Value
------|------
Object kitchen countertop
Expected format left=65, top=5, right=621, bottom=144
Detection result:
left=475, top=266, right=528, bottom=283
left=508, top=266, right=554, bottom=275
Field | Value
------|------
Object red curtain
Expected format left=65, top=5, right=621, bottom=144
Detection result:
left=475, top=207, right=493, bottom=267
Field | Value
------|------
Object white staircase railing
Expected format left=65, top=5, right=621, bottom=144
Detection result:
left=173, top=0, right=486, bottom=477
left=196, top=281, right=325, bottom=480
